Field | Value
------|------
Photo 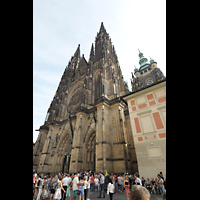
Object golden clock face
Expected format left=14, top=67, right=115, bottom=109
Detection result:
left=147, top=79, right=153, bottom=85
left=145, top=77, right=154, bottom=86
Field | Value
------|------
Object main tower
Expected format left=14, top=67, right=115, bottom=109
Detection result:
left=33, top=23, right=138, bottom=174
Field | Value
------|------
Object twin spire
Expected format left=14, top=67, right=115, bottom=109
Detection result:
left=70, top=22, right=114, bottom=64
left=71, top=24, right=156, bottom=78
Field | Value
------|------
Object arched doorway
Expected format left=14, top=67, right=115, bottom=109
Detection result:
left=56, top=130, right=72, bottom=173
left=85, top=131, right=96, bottom=171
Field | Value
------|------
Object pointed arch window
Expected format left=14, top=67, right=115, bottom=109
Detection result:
left=95, top=75, right=102, bottom=99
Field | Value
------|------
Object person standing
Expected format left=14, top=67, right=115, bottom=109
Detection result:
left=78, top=175, right=85, bottom=200
left=65, top=174, right=72, bottom=200
left=71, top=173, right=79, bottom=200
left=117, top=175, right=123, bottom=192
left=54, top=176, right=66, bottom=200
left=105, top=173, right=110, bottom=193
left=50, top=175, right=58, bottom=200
left=141, top=177, right=146, bottom=187
left=33, top=174, right=36, bottom=195
left=114, top=175, right=119, bottom=194
left=33, top=173, right=37, bottom=197
left=123, top=175, right=130, bottom=200
left=83, top=176, right=88, bottom=200
left=128, top=174, right=133, bottom=191
left=36, top=174, right=44, bottom=200
left=43, top=176, right=48, bottom=199
left=34, top=174, right=39, bottom=199
left=94, top=175, right=99, bottom=198
left=134, top=172, right=142, bottom=185
left=86, top=173, right=91, bottom=200
left=46, top=175, right=51, bottom=199
left=151, top=178, right=156, bottom=194
left=99, top=174, right=105, bottom=198
left=107, top=178, right=114, bottom=200
left=155, top=178, right=159, bottom=194
left=157, top=174, right=165, bottom=195
left=90, top=173, right=94, bottom=192
left=62, top=174, right=68, bottom=200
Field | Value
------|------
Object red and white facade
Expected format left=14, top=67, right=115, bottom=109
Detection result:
left=124, top=80, right=166, bottom=179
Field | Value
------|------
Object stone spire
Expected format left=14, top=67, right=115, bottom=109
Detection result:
left=68, top=44, right=81, bottom=72
left=89, top=43, right=94, bottom=62
left=74, top=44, right=80, bottom=59
left=99, top=22, right=107, bottom=33
left=95, top=22, right=110, bottom=62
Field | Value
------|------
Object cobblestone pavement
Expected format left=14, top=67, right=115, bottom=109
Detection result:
left=33, top=190, right=163, bottom=200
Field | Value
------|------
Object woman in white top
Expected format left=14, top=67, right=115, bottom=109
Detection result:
left=94, top=175, right=99, bottom=198
left=36, top=175, right=43, bottom=200
left=83, top=176, right=88, bottom=200
left=107, top=178, right=114, bottom=200
left=54, top=176, right=66, bottom=200
left=86, top=175, right=91, bottom=200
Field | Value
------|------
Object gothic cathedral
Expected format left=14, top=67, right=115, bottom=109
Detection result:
left=33, top=23, right=139, bottom=174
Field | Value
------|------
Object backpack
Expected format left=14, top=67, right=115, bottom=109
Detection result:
left=52, top=179, right=58, bottom=190
left=37, top=179, right=41, bottom=187
left=48, top=180, right=53, bottom=190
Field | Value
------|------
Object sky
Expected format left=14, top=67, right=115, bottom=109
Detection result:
left=33, top=0, right=166, bottom=143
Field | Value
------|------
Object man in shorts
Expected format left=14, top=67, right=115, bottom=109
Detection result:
left=65, top=174, right=72, bottom=200
left=71, top=173, right=79, bottom=200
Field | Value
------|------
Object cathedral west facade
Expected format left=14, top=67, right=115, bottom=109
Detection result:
left=33, top=22, right=165, bottom=176
left=33, top=23, right=138, bottom=174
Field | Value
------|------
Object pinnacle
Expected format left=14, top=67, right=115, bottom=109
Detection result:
left=138, top=49, right=143, bottom=58
left=89, top=43, right=94, bottom=62
left=90, top=43, right=94, bottom=53
left=99, top=22, right=107, bottom=33
left=74, top=44, right=80, bottom=58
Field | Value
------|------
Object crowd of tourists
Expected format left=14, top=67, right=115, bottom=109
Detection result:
left=33, top=170, right=166, bottom=200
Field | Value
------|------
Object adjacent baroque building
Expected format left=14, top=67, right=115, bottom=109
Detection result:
left=33, top=23, right=138, bottom=175
left=124, top=80, right=166, bottom=179
left=125, top=50, right=166, bottom=179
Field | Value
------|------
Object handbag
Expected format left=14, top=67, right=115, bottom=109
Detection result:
left=77, top=190, right=81, bottom=195
left=107, top=189, right=109, bottom=195
left=107, top=183, right=110, bottom=195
